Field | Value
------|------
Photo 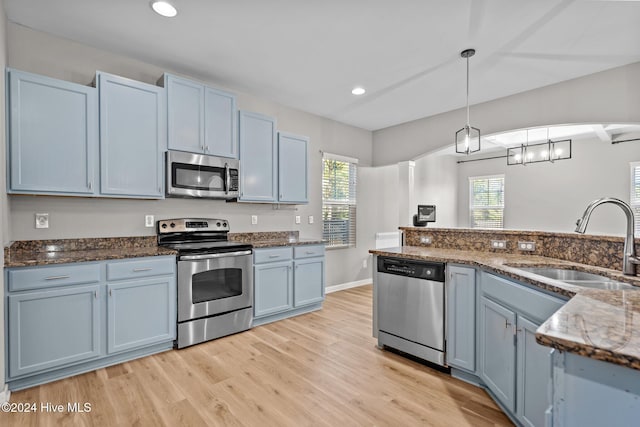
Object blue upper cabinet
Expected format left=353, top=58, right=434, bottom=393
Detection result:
left=205, top=86, right=237, bottom=158
left=278, top=132, right=308, bottom=204
left=7, top=69, right=98, bottom=195
left=97, top=72, right=165, bottom=198
left=164, top=74, right=237, bottom=158
left=238, top=111, right=277, bottom=202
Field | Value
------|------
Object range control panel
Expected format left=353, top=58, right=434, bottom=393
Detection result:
left=377, top=257, right=445, bottom=282
left=157, top=218, right=229, bottom=233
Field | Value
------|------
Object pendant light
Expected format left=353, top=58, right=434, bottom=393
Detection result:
left=455, top=49, right=481, bottom=155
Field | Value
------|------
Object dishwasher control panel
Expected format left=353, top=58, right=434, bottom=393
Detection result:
left=377, top=257, right=445, bottom=282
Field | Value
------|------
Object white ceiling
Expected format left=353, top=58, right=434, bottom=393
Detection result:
left=5, top=0, right=640, bottom=131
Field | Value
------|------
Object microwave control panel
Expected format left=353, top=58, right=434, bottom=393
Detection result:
left=229, top=169, right=239, bottom=191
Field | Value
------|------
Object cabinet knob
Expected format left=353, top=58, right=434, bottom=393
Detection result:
left=94, top=290, right=98, bottom=299
left=88, top=181, right=92, bottom=190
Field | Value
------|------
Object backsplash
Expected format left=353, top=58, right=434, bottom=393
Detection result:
left=401, top=227, right=639, bottom=271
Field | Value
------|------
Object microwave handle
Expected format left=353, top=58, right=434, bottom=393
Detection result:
left=224, top=163, right=230, bottom=195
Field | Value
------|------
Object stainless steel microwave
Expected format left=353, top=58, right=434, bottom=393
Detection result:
left=166, top=151, right=239, bottom=200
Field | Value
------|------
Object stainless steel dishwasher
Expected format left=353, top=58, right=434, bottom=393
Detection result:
left=377, top=256, right=446, bottom=366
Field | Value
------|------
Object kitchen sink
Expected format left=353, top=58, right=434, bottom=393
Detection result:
left=514, top=267, right=635, bottom=290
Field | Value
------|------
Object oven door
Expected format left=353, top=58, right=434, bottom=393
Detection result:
left=177, top=250, right=253, bottom=322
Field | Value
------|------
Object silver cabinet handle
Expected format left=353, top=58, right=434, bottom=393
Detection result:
left=306, top=251, right=315, bottom=255
left=505, top=320, right=512, bottom=328
left=225, top=163, right=230, bottom=195
left=269, top=255, right=280, bottom=258
left=280, top=194, right=283, bottom=199
left=88, top=181, right=92, bottom=190
left=94, top=290, right=98, bottom=299
left=109, top=289, right=112, bottom=297
left=158, top=186, right=162, bottom=193
left=45, top=275, right=70, bottom=280
left=133, top=267, right=153, bottom=272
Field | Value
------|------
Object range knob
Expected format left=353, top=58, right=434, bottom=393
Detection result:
left=161, top=223, right=167, bottom=229
left=216, top=222, right=221, bottom=227
left=170, top=222, right=176, bottom=228
left=222, top=222, right=227, bottom=227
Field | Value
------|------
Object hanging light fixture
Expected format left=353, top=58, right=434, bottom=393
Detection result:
left=455, top=48, right=480, bottom=155
left=506, top=128, right=572, bottom=166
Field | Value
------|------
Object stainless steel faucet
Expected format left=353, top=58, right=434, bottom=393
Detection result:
left=575, top=197, right=640, bottom=276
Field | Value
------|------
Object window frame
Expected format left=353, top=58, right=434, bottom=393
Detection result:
left=322, top=152, right=358, bottom=250
left=631, top=162, right=640, bottom=238
left=468, top=174, right=505, bottom=229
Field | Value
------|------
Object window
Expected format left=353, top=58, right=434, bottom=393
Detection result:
left=469, top=174, right=505, bottom=229
left=322, top=153, right=357, bottom=249
left=631, top=162, right=640, bottom=237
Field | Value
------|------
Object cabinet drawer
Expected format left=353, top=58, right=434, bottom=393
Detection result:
left=106, top=256, right=175, bottom=281
left=481, top=272, right=565, bottom=323
left=8, top=263, right=101, bottom=292
left=254, top=247, right=293, bottom=264
left=293, top=245, right=325, bottom=259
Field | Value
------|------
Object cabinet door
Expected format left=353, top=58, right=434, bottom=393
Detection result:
left=446, top=266, right=476, bottom=372
left=254, top=261, right=293, bottom=317
left=7, top=69, right=97, bottom=195
left=8, top=285, right=101, bottom=378
left=278, top=132, right=308, bottom=203
left=480, top=296, right=516, bottom=412
left=166, top=74, right=204, bottom=153
left=238, top=111, right=277, bottom=202
left=517, top=315, right=552, bottom=427
left=293, top=257, right=325, bottom=307
left=107, top=276, right=176, bottom=354
left=98, top=72, right=164, bottom=198
left=204, top=87, right=237, bottom=158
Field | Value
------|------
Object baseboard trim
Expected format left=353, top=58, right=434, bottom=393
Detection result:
left=0, top=384, right=10, bottom=403
left=326, top=279, right=372, bottom=294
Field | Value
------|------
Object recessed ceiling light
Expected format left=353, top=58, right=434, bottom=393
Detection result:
left=351, top=87, right=366, bottom=96
left=151, top=1, right=178, bottom=18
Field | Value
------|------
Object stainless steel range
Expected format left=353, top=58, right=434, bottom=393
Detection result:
left=157, top=218, right=253, bottom=348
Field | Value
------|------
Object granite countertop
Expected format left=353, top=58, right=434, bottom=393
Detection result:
left=228, top=231, right=325, bottom=248
left=4, top=237, right=177, bottom=268
left=369, top=246, right=640, bottom=370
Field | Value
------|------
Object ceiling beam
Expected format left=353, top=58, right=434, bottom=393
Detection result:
left=592, top=125, right=612, bottom=143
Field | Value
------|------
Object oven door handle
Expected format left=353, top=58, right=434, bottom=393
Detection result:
left=179, top=250, right=252, bottom=261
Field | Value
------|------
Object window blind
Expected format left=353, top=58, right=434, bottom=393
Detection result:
left=631, top=162, right=640, bottom=237
left=469, top=175, right=505, bottom=229
left=322, top=154, right=357, bottom=249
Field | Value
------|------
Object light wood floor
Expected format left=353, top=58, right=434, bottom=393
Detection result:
left=1, top=285, right=512, bottom=426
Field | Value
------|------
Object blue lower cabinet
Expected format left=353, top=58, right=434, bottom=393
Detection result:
left=293, top=257, right=324, bottom=307
left=8, top=284, right=102, bottom=378
left=107, top=276, right=176, bottom=354
left=480, top=296, right=517, bottom=412
left=254, top=261, right=293, bottom=317
left=446, top=266, right=476, bottom=372
left=5, top=256, right=176, bottom=390
left=253, top=245, right=325, bottom=325
left=517, top=315, right=551, bottom=427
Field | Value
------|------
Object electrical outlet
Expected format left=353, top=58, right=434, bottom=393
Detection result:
left=420, top=236, right=432, bottom=244
left=362, top=259, right=368, bottom=269
left=251, top=215, right=258, bottom=225
left=491, top=240, right=507, bottom=249
left=308, top=215, right=314, bottom=224
left=295, top=215, right=301, bottom=224
left=518, top=241, right=536, bottom=251
left=35, top=213, right=49, bottom=229
left=145, top=215, right=154, bottom=228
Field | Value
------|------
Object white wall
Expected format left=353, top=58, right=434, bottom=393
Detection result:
left=413, top=154, right=458, bottom=227
left=372, top=61, right=640, bottom=166
left=456, top=136, right=640, bottom=236
left=0, top=1, right=7, bottom=397
left=5, top=23, right=373, bottom=287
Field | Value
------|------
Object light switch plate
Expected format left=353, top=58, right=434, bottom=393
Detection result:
left=251, top=215, right=258, bottom=225
left=145, top=215, right=154, bottom=228
left=35, top=213, right=49, bottom=229
left=308, top=215, right=314, bottom=224
left=295, top=215, right=301, bottom=224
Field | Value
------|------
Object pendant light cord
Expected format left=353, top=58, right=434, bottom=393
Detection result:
left=466, top=55, right=470, bottom=127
